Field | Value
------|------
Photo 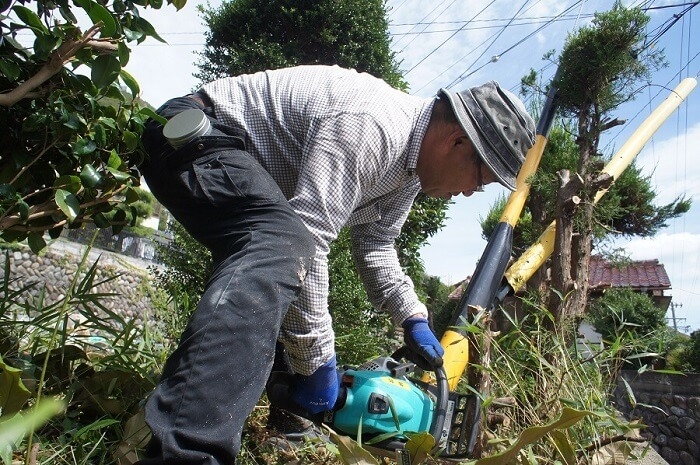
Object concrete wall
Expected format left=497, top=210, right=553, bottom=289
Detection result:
left=614, top=370, right=700, bottom=465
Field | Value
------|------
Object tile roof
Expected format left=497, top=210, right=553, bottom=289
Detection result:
left=589, top=256, right=671, bottom=291
left=448, top=256, right=671, bottom=300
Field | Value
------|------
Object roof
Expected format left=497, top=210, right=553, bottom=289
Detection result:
left=448, top=256, right=672, bottom=300
left=589, top=256, right=671, bottom=291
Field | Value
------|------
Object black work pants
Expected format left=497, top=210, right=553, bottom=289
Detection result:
left=136, top=95, right=315, bottom=465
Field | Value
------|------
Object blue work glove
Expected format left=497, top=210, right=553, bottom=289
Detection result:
left=290, top=355, right=339, bottom=414
left=402, top=316, right=444, bottom=370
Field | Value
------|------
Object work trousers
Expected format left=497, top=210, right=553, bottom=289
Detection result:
left=136, top=95, right=316, bottom=465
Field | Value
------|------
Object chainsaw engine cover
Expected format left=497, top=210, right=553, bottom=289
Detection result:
left=333, top=367, right=434, bottom=436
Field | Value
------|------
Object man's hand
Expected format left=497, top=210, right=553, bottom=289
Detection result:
left=402, top=316, right=444, bottom=370
left=290, top=355, right=339, bottom=414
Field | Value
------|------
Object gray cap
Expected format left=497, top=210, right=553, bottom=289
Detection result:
left=438, top=82, right=536, bottom=191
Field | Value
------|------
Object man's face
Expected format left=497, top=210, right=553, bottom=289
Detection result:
left=416, top=132, right=497, bottom=200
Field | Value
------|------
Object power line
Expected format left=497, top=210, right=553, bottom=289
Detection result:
left=440, top=0, right=586, bottom=91
left=396, top=0, right=459, bottom=54
left=443, top=0, right=532, bottom=89
left=403, top=0, right=497, bottom=76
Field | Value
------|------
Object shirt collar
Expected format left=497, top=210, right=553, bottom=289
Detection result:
left=405, top=99, right=435, bottom=175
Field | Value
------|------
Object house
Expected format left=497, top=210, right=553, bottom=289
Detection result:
left=588, top=256, right=672, bottom=315
left=446, top=257, right=673, bottom=357
left=448, top=256, right=672, bottom=312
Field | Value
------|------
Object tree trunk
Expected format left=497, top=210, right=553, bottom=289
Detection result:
left=466, top=307, right=492, bottom=458
left=548, top=169, right=582, bottom=325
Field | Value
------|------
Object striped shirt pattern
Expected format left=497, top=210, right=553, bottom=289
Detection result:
left=200, top=65, right=432, bottom=374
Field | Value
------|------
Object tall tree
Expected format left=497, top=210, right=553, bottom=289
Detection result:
left=481, top=3, right=689, bottom=329
left=0, top=0, right=179, bottom=250
left=549, top=2, right=681, bottom=325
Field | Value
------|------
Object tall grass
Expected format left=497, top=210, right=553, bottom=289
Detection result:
left=0, top=244, right=171, bottom=465
left=479, top=296, right=646, bottom=464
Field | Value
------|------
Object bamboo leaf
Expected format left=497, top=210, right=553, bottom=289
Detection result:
left=327, top=427, right=379, bottom=465
left=0, top=355, right=31, bottom=415
left=475, top=408, right=597, bottom=465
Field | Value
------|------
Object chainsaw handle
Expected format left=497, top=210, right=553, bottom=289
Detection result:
left=392, top=346, right=449, bottom=447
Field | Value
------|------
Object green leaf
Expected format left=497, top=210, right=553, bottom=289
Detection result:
left=93, top=212, right=110, bottom=228
left=12, top=5, right=48, bottom=33
left=33, top=33, right=59, bottom=59
left=125, top=186, right=140, bottom=203
left=0, top=59, right=21, bottom=81
left=80, top=164, right=103, bottom=188
left=550, top=430, right=576, bottom=465
left=54, top=175, right=82, bottom=194
left=475, top=408, right=597, bottom=465
left=107, top=150, right=123, bottom=169
left=17, top=201, right=29, bottom=220
left=405, top=431, right=435, bottom=464
left=120, top=68, right=139, bottom=98
left=73, top=138, right=97, bottom=155
left=91, top=55, right=121, bottom=89
left=135, top=17, right=166, bottom=43
left=27, top=232, right=46, bottom=254
left=74, top=0, right=117, bottom=37
left=93, top=123, right=107, bottom=147
left=122, top=130, right=139, bottom=151
left=0, top=399, right=65, bottom=454
left=117, top=41, right=130, bottom=67
left=48, top=225, right=64, bottom=239
left=139, top=107, right=167, bottom=125
left=111, top=208, right=126, bottom=234
left=171, top=0, right=187, bottom=10
left=55, top=189, right=80, bottom=222
left=122, top=27, right=144, bottom=42
left=327, top=427, right=380, bottom=465
left=0, top=355, right=31, bottom=416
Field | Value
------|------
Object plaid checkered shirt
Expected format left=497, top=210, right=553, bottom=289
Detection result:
left=200, top=65, right=433, bottom=375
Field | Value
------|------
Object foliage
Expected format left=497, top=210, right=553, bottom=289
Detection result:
left=598, top=164, right=691, bottom=237
left=151, top=220, right=211, bottom=301
left=554, top=1, right=665, bottom=117
left=669, top=330, right=700, bottom=373
left=420, top=275, right=457, bottom=339
left=482, top=302, right=645, bottom=464
left=587, top=288, right=668, bottom=367
left=0, top=245, right=167, bottom=463
left=482, top=118, right=690, bottom=257
left=129, top=187, right=156, bottom=226
left=195, top=0, right=405, bottom=89
left=0, top=0, right=181, bottom=251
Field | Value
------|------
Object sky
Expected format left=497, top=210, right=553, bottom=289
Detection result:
left=117, top=0, right=700, bottom=333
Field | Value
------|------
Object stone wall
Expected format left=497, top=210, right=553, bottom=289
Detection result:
left=0, top=243, right=157, bottom=334
left=614, top=370, right=700, bottom=465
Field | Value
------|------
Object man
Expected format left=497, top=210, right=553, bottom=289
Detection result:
left=138, top=65, right=535, bottom=465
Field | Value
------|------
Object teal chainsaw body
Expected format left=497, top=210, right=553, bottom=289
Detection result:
left=267, top=354, right=479, bottom=459
left=331, top=361, right=435, bottom=436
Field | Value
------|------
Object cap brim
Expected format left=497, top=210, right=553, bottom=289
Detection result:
left=439, top=88, right=517, bottom=191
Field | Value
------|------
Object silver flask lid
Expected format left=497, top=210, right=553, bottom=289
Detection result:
left=163, top=108, right=212, bottom=148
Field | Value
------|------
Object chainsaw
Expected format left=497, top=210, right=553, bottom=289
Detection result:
left=266, top=347, right=481, bottom=461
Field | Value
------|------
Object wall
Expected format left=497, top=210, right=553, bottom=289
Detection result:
left=614, top=370, right=700, bottom=465
left=0, top=244, right=156, bottom=335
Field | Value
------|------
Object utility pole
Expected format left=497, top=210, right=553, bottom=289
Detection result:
left=667, top=302, right=688, bottom=332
